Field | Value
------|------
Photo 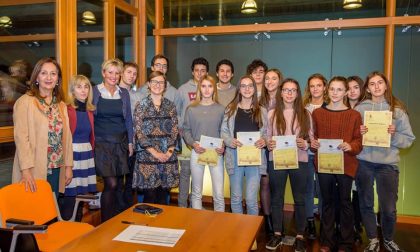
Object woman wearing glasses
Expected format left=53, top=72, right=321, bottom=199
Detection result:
left=265, top=79, right=312, bottom=251
left=221, top=75, right=267, bottom=250
left=132, top=71, right=179, bottom=204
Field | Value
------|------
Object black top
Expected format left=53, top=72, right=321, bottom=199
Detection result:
left=234, top=107, right=259, bottom=138
left=75, top=100, right=86, bottom=112
left=94, top=96, right=126, bottom=141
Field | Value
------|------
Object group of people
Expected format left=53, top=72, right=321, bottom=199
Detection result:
left=11, top=55, right=415, bottom=252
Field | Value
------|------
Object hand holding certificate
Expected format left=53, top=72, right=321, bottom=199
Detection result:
left=363, top=111, right=392, bottom=147
left=272, top=135, right=298, bottom=170
left=197, top=135, right=223, bottom=166
left=237, top=132, right=262, bottom=166
left=318, top=139, right=344, bottom=174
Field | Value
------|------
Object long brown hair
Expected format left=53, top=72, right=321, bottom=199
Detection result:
left=259, top=68, right=283, bottom=108
left=303, top=73, right=327, bottom=107
left=272, top=78, right=310, bottom=139
left=226, top=75, right=262, bottom=128
left=361, top=71, right=407, bottom=114
left=346, top=75, right=364, bottom=108
left=28, top=57, right=64, bottom=102
left=190, top=75, right=218, bottom=107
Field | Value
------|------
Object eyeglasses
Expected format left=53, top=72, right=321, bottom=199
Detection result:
left=150, top=80, right=165, bottom=86
left=154, top=63, right=168, bottom=69
left=240, top=84, right=254, bottom=89
left=281, top=88, right=298, bottom=94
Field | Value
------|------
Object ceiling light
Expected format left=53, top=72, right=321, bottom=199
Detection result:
left=343, top=0, right=362, bottom=9
left=241, top=0, right=258, bottom=14
left=82, top=11, right=96, bottom=25
left=0, top=16, right=12, bottom=28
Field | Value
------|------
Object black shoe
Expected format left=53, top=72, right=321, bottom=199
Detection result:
left=264, top=214, right=274, bottom=236
left=294, top=237, right=306, bottom=252
left=266, top=234, right=282, bottom=250
left=306, top=218, right=316, bottom=240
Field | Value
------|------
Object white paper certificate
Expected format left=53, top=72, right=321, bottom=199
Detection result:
left=272, top=135, right=298, bottom=170
left=113, top=225, right=185, bottom=247
left=363, top=111, right=392, bottom=148
left=236, top=131, right=262, bottom=166
left=317, top=139, right=344, bottom=174
left=197, top=135, right=223, bottom=166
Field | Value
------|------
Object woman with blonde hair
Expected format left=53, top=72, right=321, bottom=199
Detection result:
left=60, top=75, right=97, bottom=220
left=183, top=75, right=225, bottom=211
left=93, top=58, right=133, bottom=222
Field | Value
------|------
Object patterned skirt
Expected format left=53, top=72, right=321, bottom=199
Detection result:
left=64, top=142, right=97, bottom=196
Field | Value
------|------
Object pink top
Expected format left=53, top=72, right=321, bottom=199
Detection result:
left=267, top=108, right=312, bottom=162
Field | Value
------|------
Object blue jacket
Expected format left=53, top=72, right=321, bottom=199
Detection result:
left=93, top=85, right=134, bottom=144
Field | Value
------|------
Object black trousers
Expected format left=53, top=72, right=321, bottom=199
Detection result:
left=318, top=173, right=354, bottom=251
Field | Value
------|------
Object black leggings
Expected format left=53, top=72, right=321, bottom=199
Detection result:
left=101, top=176, right=123, bottom=222
left=143, top=186, right=169, bottom=205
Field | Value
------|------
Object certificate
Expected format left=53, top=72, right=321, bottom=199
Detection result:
left=363, top=111, right=392, bottom=148
left=272, top=135, right=298, bottom=170
left=318, top=139, right=344, bottom=174
left=197, top=135, right=223, bottom=166
left=237, top=131, right=262, bottom=166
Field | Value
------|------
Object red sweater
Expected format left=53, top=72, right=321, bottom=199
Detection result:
left=312, top=106, right=362, bottom=178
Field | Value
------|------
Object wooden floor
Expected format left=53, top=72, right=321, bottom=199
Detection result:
left=82, top=200, right=420, bottom=252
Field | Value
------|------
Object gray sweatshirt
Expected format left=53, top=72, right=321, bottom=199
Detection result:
left=182, top=103, right=225, bottom=146
left=355, top=99, right=415, bottom=166
left=217, top=84, right=237, bottom=107
left=129, top=81, right=179, bottom=116
left=176, top=79, right=199, bottom=130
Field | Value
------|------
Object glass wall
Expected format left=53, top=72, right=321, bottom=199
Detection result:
left=77, top=0, right=104, bottom=85
left=392, top=28, right=420, bottom=216
left=116, top=8, right=134, bottom=62
left=0, top=142, right=15, bottom=188
left=161, top=0, right=387, bottom=28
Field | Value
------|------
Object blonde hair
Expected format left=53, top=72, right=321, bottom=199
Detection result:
left=190, top=75, right=218, bottom=107
left=67, top=75, right=95, bottom=111
left=101, top=58, right=123, bottom=73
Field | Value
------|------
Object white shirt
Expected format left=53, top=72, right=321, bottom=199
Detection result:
left=97, top=83, right=121, bottom=99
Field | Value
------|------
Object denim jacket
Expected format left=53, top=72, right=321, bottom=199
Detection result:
left=221, top=107, right=268, bottom=175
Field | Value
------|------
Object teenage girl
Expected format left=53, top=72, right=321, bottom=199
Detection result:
left=183, top=75, right=225, bottom=212
left=221, top=75, right=267, bottom=250
left=265, top=78, right=311, bottom=252
left=61, top=75, right=97, bottom=220
left=346, top=75, right=364, bottom=243
left=259, top=69, right=283, bottom=237
left=302, top=73, right=328, bottom=239
left=311, top=76, right=363, bottom=252
left=355, top=71, right=415, bottom=252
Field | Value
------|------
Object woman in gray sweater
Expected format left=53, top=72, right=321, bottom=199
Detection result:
left=183, top=75, right=225, bottom=211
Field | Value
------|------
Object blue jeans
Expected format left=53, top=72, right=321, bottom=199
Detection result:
left=229, top=152, right=261, bottom=216
left=268, top=161, right=309, bottom=235
left=305, top=155, right=316, bottom=218
left=356, top=160, right=399, bottom=241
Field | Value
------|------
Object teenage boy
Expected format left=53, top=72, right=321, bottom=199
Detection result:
left=215, top=59, right=236, bottom=107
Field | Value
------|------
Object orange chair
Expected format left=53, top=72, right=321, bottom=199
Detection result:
left=0, top=180, right=94, bottom=251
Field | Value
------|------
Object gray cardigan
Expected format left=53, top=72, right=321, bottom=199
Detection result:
left=221, top=107, right=268, bottom=175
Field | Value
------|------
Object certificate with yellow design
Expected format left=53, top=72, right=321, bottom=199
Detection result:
left=197, top=135, right=222, bottom=166
left=237, top=132, right=261, bottom=166
left=363, top=111, right=393, bottom=148
left=318, top=139, right=344, bottom=174
left=272, top=135, right=298, bottom=170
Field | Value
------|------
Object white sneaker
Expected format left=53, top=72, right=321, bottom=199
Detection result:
left=364, top=238, right=380, bottom=252
left=383, top=240, right=404, bottom=252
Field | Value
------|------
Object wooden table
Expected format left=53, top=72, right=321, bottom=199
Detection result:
left=58, top=204, right=263, bottom=252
